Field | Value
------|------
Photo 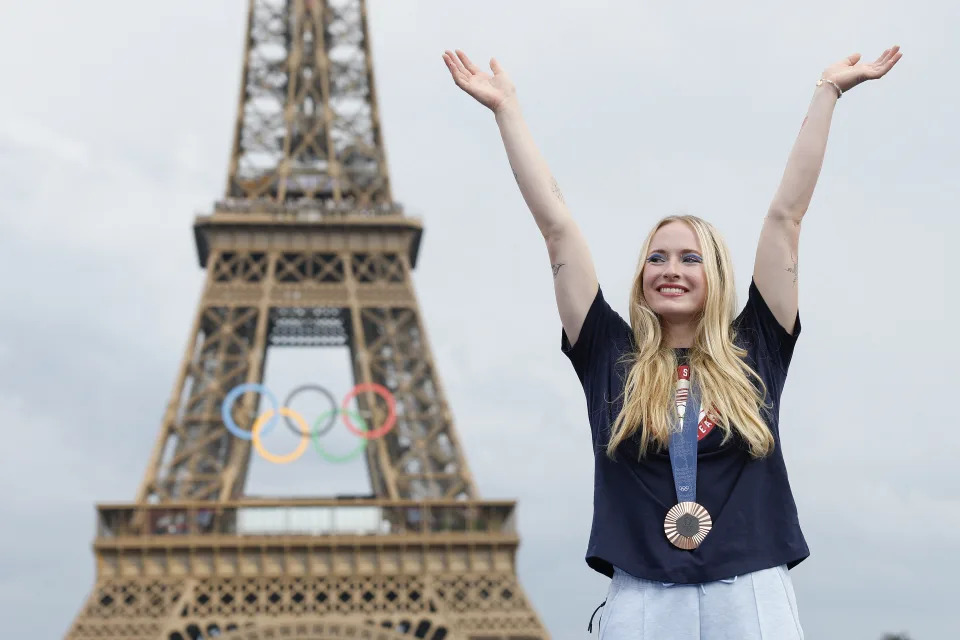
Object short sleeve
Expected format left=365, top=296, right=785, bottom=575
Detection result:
left=560, top=285, right=633, bottom=386
left=734, top=278, right=801, bottom=394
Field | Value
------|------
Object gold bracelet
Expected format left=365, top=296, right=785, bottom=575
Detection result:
left=816, top=77, right=842, bottom=99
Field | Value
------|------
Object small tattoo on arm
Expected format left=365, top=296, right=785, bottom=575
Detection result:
left=550, top=176, right=565, bottom=204
left=552, top=263, right=566, bottom=278
left=786, top=260, right=799, bottom=285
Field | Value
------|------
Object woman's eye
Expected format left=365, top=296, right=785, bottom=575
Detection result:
left=646, top=253, right=701, bottom=263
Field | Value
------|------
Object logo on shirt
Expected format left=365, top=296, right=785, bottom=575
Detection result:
left=697, top=408, right=719, bottom=441
left=677, top=365, right=719, bottom=441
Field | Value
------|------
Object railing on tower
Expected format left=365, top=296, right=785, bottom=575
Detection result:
left=96, top=499, right=517, bottom=539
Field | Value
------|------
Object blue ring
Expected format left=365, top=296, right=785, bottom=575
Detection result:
left=222, top=383, right=280, bottom=440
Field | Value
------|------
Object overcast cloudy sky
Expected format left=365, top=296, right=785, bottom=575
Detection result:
left=0, top=1, right=955, bottom=638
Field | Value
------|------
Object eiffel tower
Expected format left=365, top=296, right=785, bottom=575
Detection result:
left=65, top=1, right=548, bottom=638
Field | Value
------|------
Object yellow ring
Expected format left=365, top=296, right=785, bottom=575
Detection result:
left=252, top=407, right=310, bottom=464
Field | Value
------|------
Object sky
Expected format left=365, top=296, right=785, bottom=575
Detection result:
left=0, top=1, right=955, bottom=638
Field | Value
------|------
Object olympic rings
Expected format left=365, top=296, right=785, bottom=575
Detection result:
left=311, top=409, right=369, bottom=464
left=341, top=382, right=397, bottom=440
left=252, top=407, right=310, bottom=464
left=220, top=382, right=397, bottom=464
left=222, top=383, right=280, bottom=440
left=282, top=384, right=338, bottom=438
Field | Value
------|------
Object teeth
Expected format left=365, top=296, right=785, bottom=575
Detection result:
left=659, top=287, right=685, bottom=294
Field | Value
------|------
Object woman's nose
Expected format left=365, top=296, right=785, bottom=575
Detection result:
left=663, top=258, right=681, bottom=276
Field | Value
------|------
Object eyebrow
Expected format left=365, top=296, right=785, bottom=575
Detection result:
left=648, top=248, right=702, bottom=255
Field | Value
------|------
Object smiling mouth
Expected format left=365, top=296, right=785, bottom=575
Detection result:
left=657, top=286, right=687, bottom=296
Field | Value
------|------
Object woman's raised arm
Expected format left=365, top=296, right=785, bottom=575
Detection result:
left=754, top=45, right=903, bottom=332
left=442, top=49, right=599, bottom=346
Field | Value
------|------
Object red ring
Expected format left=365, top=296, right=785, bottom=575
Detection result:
left=341, top=383, right=397, bottom=439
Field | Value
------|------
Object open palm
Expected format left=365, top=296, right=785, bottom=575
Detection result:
left=823, top=45, right=903, bottom=93
left=442, top=49, right=517, bottom=113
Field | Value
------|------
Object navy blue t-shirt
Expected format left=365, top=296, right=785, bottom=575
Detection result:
left=560, top=279, right=809, bottom=584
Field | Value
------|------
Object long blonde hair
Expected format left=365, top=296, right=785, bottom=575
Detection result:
left=607, top=215, right=775, bottom=459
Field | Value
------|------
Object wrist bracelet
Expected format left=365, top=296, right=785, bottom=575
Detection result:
left=816, top=77, right=842, bottom=99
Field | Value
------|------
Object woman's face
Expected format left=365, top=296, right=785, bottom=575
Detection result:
left=641, top=221, right=708, bottom=322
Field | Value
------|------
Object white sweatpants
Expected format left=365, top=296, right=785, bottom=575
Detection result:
left=597, top=564, right=804, bottom=639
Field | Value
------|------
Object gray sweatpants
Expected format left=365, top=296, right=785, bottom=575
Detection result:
left=597, top=564, right=804, bottom=639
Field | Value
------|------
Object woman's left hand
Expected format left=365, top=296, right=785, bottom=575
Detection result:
left=821, top=45, right=903, bottom=93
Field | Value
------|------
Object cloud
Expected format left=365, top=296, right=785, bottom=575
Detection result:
left=0, top=113, right=91, bottom=167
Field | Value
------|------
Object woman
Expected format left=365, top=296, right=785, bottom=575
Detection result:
left=442, top=45, right=901, bottom=639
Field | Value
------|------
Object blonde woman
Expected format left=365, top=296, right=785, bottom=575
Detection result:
left=442, top=44, right=902, bottom=638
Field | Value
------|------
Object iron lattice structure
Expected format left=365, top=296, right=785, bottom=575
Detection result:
left=65, top=1, right=548, bottom=638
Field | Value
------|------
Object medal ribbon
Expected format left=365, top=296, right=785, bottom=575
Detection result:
left=669, top=365, right=702, bottom=504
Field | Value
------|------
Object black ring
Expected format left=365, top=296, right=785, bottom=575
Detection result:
left=282, top=384, right=338, bottom=437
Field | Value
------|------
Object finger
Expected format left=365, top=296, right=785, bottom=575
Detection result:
left=446, top=49, right=469, bottom=77
left=871, top=54, right=901, bottom=79
left=454, top=49, right=480, bottom=76
left=847, top=52, right=862, bottom=65
left=881, top=50, right=903, bottom=71
left=456, top=49, right=482, bottom=74
left=442, top=52, right=469, bottom=86
left=490, top=57, right=504, bottom=75
left=880, top=44, right=900, bottom=63
left=443, top=50, right=459, bottom=70
left=441, top=52, right=460, bottom=79
left=442, top=51, right=456, bottom=71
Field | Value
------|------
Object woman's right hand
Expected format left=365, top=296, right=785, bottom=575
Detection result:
left=442, top=49, right=517, bottom=113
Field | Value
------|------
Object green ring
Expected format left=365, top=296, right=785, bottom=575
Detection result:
left=310, top=408, right=368, bottom=463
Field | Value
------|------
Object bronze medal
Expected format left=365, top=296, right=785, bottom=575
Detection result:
left=665, top=362, right=712, bottom=550
left=664, top=500, right=712, bottom=550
